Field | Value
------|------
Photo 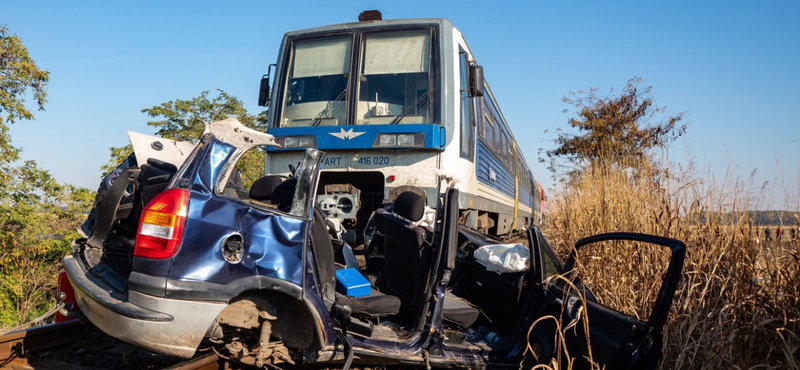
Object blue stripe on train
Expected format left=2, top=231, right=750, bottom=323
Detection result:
left=476, top=142, right=515, bottom=198
left=477, top=141, right=533, bottom=208
left=519, top=186, right=532, bottom=208
left=265, top=124, right=445, bottom=151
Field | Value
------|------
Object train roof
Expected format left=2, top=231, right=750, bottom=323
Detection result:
left=283, top=18, right=457, bottom=38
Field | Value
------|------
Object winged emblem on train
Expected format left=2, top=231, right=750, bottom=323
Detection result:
left=329, top=128, right=366, bottom=140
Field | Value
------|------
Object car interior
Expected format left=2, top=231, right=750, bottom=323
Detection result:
left=238, top=170, right=538, bottom=349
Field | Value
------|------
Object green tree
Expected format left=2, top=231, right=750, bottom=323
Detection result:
left=103, top=90, right=269, bottom=186
left=0, top=24, right=49, bottom=178
left=99, top=145, right=134, bottom=175
left=0, top=24, right=48, bottom=125
left=0, top=24, right=92, bottom=328
left=144, top=89, right=266, bottom=141
left=545, top=77, right=686, bottom=173
left=0, top=162, right=93, bottom=326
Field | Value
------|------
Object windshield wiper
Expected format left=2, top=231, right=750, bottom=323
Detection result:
left=311, top=89, right=347, bottom=127
left=391, top=90, right=430, bottom=124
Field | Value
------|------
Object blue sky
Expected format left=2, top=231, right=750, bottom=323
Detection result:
left=4, top=1, right=799, bottom=209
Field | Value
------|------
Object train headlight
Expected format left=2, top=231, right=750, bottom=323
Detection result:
left=299, top=136, right=315, bottom=147
left=397, top=134, right=415, bottom=146
left=378, top=135, right=397, bottom=146
left=277, top=135, right=317, bottom=148
left=373, top=133, right=425, bottom=147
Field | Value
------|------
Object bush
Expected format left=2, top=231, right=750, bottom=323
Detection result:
left=0, top=164, right=93, bottom=330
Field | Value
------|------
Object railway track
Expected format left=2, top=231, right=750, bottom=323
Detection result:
left=0, top=320, right=221, bottom=370
left=0, top=320, right=417, bottom=370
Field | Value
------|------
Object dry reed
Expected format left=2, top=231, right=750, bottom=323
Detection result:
left=543, top=156, right=799, bottom=369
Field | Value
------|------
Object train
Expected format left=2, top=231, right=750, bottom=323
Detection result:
left=258, top=11, right=544, bottom=241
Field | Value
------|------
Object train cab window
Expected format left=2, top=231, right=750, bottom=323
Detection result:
left=479, top=110, right=488, bottom=139
left=279, top=36, right=352, bottom=127
left=476, top=93, right=485, bottom=139
left=459, top=49, right=474, bottom=159
left=356, top=30, right=437, bottom=125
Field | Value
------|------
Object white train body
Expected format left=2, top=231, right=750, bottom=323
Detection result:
left=261, top=17, right=542, bottom=238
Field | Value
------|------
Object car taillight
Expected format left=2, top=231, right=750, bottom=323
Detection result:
left=134, top=188, right=190, bottom=259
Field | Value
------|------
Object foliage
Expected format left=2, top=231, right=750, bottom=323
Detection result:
left=99, top=144, right=134, bottom=176
left=103, top=89, right=269, bottom=186
left=0, top=123, right=19, bottom=181
left=0, top=24, right=49, bottom=125
left=143, top=89, right=267, bottom=141
left=545, top=77, right=685, bottom=176
left=0, top=161, right=93, bottom=327
left=0, top=24, right=91, bottom=329
left=0, top=24, right=50, bottom=182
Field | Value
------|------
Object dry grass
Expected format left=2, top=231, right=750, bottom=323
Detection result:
left=542, top=157, right=800, bottom=369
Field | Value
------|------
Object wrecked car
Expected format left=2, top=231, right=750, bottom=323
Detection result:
left=64, top=118, right=685, bottom=369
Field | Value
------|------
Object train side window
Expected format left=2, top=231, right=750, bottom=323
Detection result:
left=458, top=49, right=474, bottom=159
left=493, top=120, right=501, bottom=155
left=506, top=134, right=514, bottom=167
left=499, top=133, right=505, bottom=162
left=484, top=95, right=503, bottom=160
left=483, top=99, right=494, bottom=146
left=503, top=137, right=508, bottom=166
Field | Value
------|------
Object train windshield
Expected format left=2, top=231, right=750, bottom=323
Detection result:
left=356, top=30, right=434, bottom=125
left=278, top=29, right=437, bottom=127
left=280, top=35, right=352, bottom=127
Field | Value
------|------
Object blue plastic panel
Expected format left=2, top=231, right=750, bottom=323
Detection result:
left=335, top=268, right=371, bottom=297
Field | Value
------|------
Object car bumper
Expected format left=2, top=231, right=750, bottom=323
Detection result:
left=63, top=254, right=227, bottom=358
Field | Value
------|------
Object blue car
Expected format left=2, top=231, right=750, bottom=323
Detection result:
left=64, top=118, right=685, bottom=369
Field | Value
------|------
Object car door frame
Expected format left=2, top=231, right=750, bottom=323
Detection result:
left=530, top=232, right=685, bottom=369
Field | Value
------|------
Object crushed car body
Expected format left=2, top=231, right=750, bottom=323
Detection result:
left=64, top=117, right=686, bottom=369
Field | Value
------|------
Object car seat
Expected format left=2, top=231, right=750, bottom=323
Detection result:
left=382, top=191, right=479, bottom=329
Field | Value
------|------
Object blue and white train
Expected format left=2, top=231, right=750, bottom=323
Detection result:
left=258, top=12, right=544, bottom=239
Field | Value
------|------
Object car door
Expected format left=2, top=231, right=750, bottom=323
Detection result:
left=528, top=232, right=685, bottom=370
left=170, top=141, right=324, bottom=299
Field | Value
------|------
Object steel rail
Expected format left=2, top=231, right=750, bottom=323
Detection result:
left=0, top=320, right=224, bottom=370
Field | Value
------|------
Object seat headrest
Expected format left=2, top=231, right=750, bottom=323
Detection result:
left=394, top=191, right=425, bottom=222
left=146, top=158, right=178, bottom=174
left=271, top=177, right=298, bottom=210
left=249, top=175, right=285, bottom=201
